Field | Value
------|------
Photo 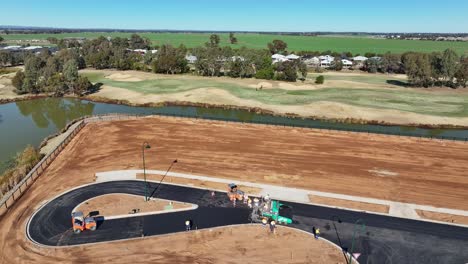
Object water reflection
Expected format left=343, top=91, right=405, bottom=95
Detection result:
left=16, top=98, right=95, bottom=129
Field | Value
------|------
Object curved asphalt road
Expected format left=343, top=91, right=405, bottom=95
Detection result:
left=28, top=181, right=468, bottom=264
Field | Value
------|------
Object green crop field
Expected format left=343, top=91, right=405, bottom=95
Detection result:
left=2, top=32, right=468, bottom=55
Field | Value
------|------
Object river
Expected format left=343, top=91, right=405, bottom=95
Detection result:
left=1, top=98, right=467, bottom=173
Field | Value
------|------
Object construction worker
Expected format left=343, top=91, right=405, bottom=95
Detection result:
left=253, top=198, right=259, bottom=207
left=243, top=195, right=248, bottom=204
left=269, top=220, right=276, bottom=234
left=312, top=226, right=320, bottom=239
left=247, top=198, right=252, bottom=208
left=211, top=191, right=215, bottom=198
left=185, top=220, right=191, bottom=231
left=262, top=218, right=268, bottom=226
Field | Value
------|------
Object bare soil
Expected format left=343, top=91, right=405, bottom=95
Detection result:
left=75, top=193, right=193, bottom=217
left=0, top=116, right=467, bottom=263
left=136, top=173, right=262, bottom=195
left=309, top=195, right=390, bottom=214
left=415, top=209, right=468, bottom=225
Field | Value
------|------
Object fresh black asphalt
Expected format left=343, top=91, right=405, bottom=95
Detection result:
left=27, top=181, right=468, bottom=264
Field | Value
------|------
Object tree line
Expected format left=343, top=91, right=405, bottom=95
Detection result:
left=11, top=48, right=94, bottom=96
left=4, top=33, right=468, bottom=97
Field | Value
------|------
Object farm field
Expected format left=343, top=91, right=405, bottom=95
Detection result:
left=81, top=69, right=468, bottom=125
left=2, top=32, right=468, bottom=54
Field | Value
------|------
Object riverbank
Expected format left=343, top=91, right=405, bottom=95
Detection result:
left=2, top=68, right=468, bottom=128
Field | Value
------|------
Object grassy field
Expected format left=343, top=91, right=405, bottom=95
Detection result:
left=2, top=32, right=468, bottom=54
left=83, top=71, right=468, bottom=117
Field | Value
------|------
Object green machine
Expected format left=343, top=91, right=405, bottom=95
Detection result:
left=252, top=199, right=293, bottom=225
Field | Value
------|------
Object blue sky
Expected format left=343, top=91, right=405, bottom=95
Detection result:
left=1, top=0, right=467, bottom=33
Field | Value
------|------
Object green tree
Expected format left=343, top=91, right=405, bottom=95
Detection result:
left=274, top=61, right=297, bottom=82
left=63, top=59, right=79, bottom=93
left=315, top=75, right=325, bottom=84
left=207, top=34, right=221, bottom=48
left=381, top=52, right=402, bottom=73
left=12, top=71, right=25, bottom=93
left=22, top=56, right=44, bottom=93
left=153, top=44, right=188, bottom=74
left=74, top=76, right=93, bottom=96
left=299, top=62, right=308, bottom=80
left=455, top=57, right=468, bottom=88
left=365, top=58, right=380, bottom=73
left=129, top=34, right=150, bottom=49
left=229, top=33, right=238, bottom=44
left=267, top=39, right=287, bottom=54
left=440, top=49, right=459, bottom=85
left=0, top=36, right=3, bottom=42
left=46, top=37, right=58, bottom=44
left=404, top=53, right=432, bottom=87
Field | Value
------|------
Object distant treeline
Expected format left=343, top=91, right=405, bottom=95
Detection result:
left=2, top=33, right=467, bottom=96
left=1, top=27, right=467, bottom=39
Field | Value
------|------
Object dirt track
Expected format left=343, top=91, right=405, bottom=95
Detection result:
left=0, top=116, right=467, bottom=263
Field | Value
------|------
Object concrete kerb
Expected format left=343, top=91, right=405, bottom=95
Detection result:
left=96, top=170, right=468, bottom=228
left=23, top=177, right=357, bottom=262
left=28, top=206, right=356, bottom=264
left=71, top=192, right=198, bottom=220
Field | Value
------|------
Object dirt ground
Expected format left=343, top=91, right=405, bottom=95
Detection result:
left=75, top=193, right=193, bottom=217
left=415, top=210, right=468, bottom=226
left=136, top=173, right=262, bottom=195
left=309, top=195, right=390, bottom=214
left=0, top=116, right=467, bottom=263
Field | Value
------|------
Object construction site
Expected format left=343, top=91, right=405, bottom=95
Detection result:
left=0, top=115, right=468, bottom=263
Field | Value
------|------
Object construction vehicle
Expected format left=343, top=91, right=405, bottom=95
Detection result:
left=251, top=197, right=293, bottom=225
left=71, top=211, right=97, bottom=234
left=227, top=183, right=244, bottom=202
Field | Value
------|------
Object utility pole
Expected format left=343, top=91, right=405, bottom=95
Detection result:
left=142, top=142, right=151, bottom=201
left=349, top=219, right=366, bottom=264
left=332, top=216, right=350, bottom=264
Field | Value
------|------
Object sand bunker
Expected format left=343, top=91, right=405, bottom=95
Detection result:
left=106, top=73, right=143, bottom=82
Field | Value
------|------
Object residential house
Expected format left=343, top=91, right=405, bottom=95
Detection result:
left=185, top=55, right=197, bottom=64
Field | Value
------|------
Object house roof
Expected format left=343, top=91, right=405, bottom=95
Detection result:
left=341, top=59, right=353, bottom=65
left=353, top=56, right=368, bottom=61
left=23, top=46, right=43, bottom=50
left=272, top=54, right=286, bottom=59
left=286, top=54, right=300, bottom=59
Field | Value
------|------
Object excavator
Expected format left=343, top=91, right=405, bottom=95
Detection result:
left=71, top=211, right=97, bottom=234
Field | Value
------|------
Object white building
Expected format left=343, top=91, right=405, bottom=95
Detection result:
left=272, top=54, right=289, bottom=64
left=341, top=59, right=353, bottom=67
left=303, top=57, right=320, bottom=66
left=3, top=45, right=21, bottom=50
left=231, top=56, right=245, bottom=62
left=133, top=49, right=147, bottom=55
left=318, top=55, right=335, bottom=61
left=352, top=56, right=368, bottom=62
left=185, top=55, right=197, bottom=64
left=285, top=54, right=300, bottom=60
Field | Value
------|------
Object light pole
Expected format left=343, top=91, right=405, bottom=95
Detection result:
left=142, top=142, right=151, bottom=201
left=349, top=219, right=366, bottom=264
left=331, top=216, right=349, bottom=264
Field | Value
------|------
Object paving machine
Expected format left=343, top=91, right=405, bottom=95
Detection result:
left=71, top=211, right=97, bottom=234
left=251, top=197, right=293, bottom=225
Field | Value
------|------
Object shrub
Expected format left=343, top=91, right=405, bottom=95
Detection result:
left=255, top=68, right=274, bottom=80
left=315, top=75, right=325, bottom=84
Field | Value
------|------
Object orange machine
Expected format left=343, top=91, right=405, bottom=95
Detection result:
left=227, top=183, right=244, bottom=201
left=71, top=211, right=97, bottom=234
